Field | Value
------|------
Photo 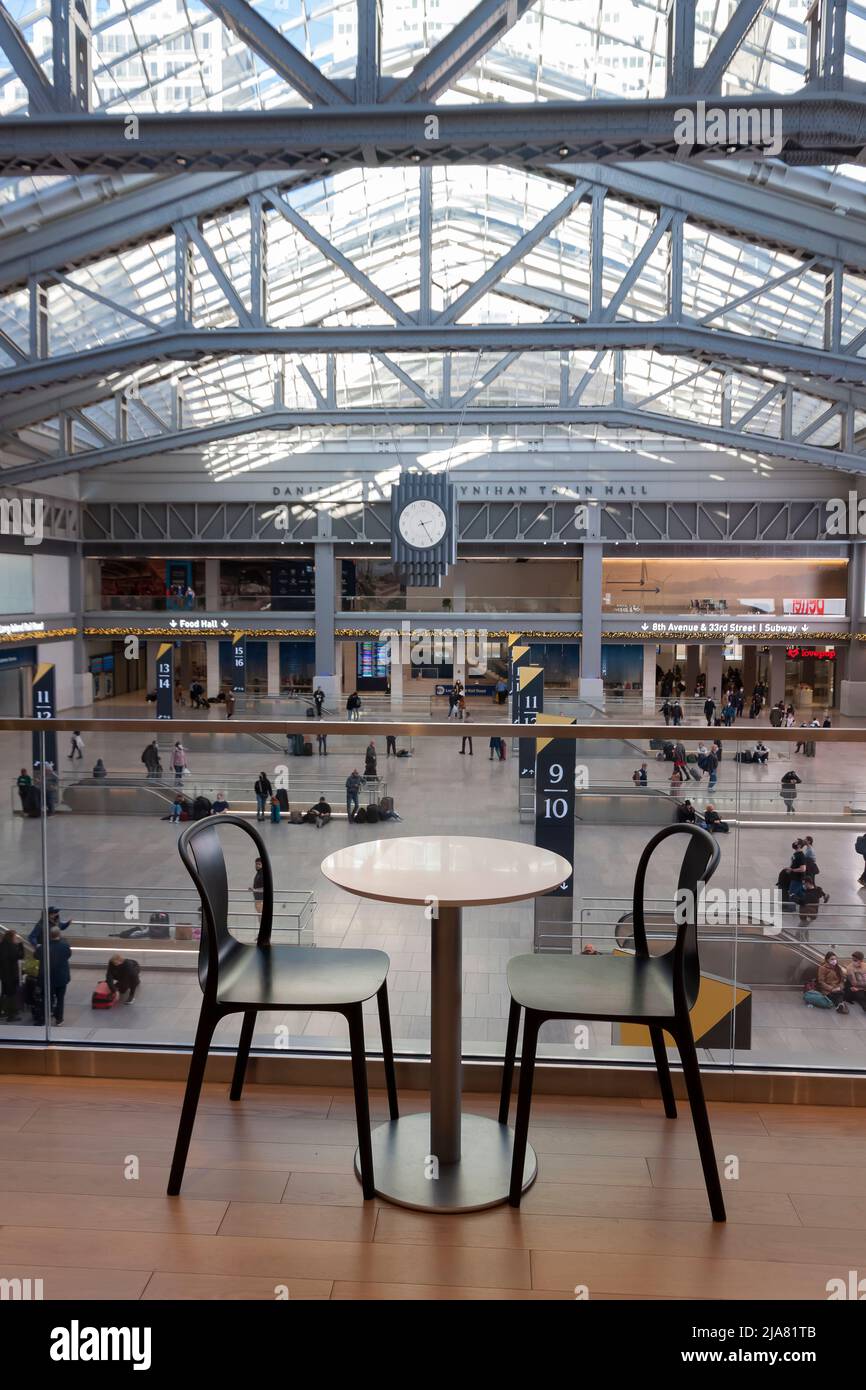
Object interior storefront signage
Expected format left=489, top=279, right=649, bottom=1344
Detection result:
left=786, top=647, right=836, bottom=660
left=534, top=714, right=577, bottom=900
left=167, top=617, right=230, bottom=631
left=31, top=662, right=56, bottom=768
left=782, top=599, right=846, bottom=616
left=636, top=619, right=835, bottom=638
left=155, top=642, right=173, bottom=720
left=517, top=665, right=544, bottom=779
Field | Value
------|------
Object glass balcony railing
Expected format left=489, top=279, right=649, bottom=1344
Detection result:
left=91, top=594, right=315, bottom=613
left=3, top=712, right=865, bottom=1079
left=341, top=594, right=579, bottom=613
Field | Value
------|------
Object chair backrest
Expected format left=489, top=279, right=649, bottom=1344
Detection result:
left=630, top=823, right=721, bottom=1013
left=177, top=815, right=273, bottom=1000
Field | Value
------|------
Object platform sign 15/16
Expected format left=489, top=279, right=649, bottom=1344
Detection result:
left=155, top=642, right=173, bottom=720
left=517, top=665, right=544, bottom=778
left=232, top=633, right=246, bottom=694
left=534, top=714, right=577, bottom=898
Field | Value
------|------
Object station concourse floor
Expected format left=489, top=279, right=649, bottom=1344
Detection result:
left=1, top=692, right=865, bottom=1070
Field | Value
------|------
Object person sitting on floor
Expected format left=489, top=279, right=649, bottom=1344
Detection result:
left=816, top=951, right=848, bottom=1013
left=703, top=804, right=729, bottom=834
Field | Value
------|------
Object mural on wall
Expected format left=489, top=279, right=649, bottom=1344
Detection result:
left=603, top=558, right=847, bottom=615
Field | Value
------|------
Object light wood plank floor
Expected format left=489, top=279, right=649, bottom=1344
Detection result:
left=0, top=1075, right=864, bottom=1300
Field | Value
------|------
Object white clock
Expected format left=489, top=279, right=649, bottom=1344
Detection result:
left=397, top=498, right=448, bottom=549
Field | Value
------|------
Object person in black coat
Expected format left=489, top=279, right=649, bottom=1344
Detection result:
left=36, top=928, right=72, bottom=1025
left=0, top=931, right=24, bottom=1021
left=106, top=955, right=140, bottom=1002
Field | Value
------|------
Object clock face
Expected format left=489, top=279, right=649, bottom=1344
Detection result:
left=398, top=498, right=448, bottom=549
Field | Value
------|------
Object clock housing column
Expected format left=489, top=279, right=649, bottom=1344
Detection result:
left=314, top=512, right=340, bottom=701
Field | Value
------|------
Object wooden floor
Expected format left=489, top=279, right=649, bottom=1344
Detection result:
left=0, top=1074, right=864, bottom=1300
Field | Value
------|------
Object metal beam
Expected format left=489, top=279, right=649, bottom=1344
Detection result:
left=3, top=404, right=864, bottom=485
left=666, top=0, right=696, bottom=94
left=693, top=0, right=766, bottom=96
left=355, top=0, right=380, bottom=105
left=0, top=4, right=55, bottom=114
left=198, top=0, right=351, bottom=107
left=51, top=0, right=90, bottom=113
left=386, top=0, right=538, bottom=104
left=5, top=322, right=866, bottom=397
left=2, top=95, right=865, bottom=176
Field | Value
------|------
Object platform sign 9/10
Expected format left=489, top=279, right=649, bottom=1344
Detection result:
left=534, top=714, right=577, bottom=899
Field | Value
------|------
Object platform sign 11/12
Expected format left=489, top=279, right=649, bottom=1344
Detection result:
left=31, top=662, right=56, bottom=768
left=155, top=642, right=173, bottom=720
left=232, top=633, right=246, bottom=693
left=517, top=665, right=544, bottom=778
left=534, top=713, right=577, bottom=899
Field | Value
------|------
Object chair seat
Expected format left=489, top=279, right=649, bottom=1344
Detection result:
left=215, top=944, right=389, bottom=1010
left=506, top=951, right=679, bottom=1024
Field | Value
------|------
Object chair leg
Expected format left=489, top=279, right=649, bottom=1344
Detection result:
left=376, top=982, right=399, bottom=1121
left=230, top=1009, right=256, bottom=1102
left=499, top=998, right=521, bottom=1125
left=649, top=1026, right=677, bottom=1119
left=168, top=1006, right=220, bottom=1196
left=673, top=1022, right=726, bottom=1222
left=509, top=1010, right=541, bottom=1208
left=347, top=1005, right=375, bottom=1200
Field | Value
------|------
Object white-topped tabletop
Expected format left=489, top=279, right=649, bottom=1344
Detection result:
left=321, top=835, right=572, bottom=907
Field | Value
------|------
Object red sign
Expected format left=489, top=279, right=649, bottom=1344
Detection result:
left=790, top=599, right=826, bottom=615
left=786, top=647, right=836, bottom=661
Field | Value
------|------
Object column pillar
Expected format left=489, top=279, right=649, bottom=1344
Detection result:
left=742, top=644, right=757, bottom=693
left=848, top=541, right=866, bottom=626
left=642, top=643, right=657, bottom=708
left=267, top=641, right=280, bottom=697
left=579, top=535, right=603, bottom=700
left=68, top=551, right=92, bottom=707
left=314, top=532, right=340, bottom=700
left=685, top=644, right=700, bottom=694
left=205, top=558, right=220, bottom=610
left=205, top=640, right=220, bottom=699
left=769, top=646, right=786, bottom=706
left=145, top=640, right=157, bottom=694
left=705, top=644, right=723, bottom=705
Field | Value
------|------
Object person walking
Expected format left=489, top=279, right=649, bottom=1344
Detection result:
left=660, top=698, right=672, bottom=726
left=254, top=771, right=272, bottom=822
left=141, top=739, right=161, bottom=779
left=36, top=926, right=71, bottom=1026
left=495, top=677, right=507, bottom=705
left=250, top=858, right=264, bottom=917
left=489, top=736, right=501, bottom=760
left=0, top=930, right=23, bottom=1022
left=171, top=741, right=188, bottom=786
left=68, top=730, right=84, bottom=761
left=317, top=731, right=328, bottom=755
left=780, top=768, right=801, bottom=815
left=703, top=696, right=715, bottom=727
left=347, top=691, right=361, bottom=721
left=313, top=687, right=325, bottom=718
left=386, top=733, right=397, bottom=757
left=671, top=699, right=683, bottom=727
left=346, top=769, right=362, bottom=820
left=459, top=708, right=473, bottom=755
left=224, top=688, right=236, bottom=719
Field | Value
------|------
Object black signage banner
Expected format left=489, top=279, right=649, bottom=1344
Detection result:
left=232, top=632, right=246, bottom=693
left=31, top=663, right=56, bottom=768
left=534, top=714, right=577, bottom=899
left=155, top=642, right=173, bottom=720
left=517, top=664, right=544, bottom=778
left=508, top=633, right=530, bottom=724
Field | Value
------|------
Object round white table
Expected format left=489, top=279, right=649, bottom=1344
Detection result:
left=321, top=834, right=572, bottom=1212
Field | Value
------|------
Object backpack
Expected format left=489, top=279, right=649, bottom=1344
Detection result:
left=365, top=803, right=379, bottom=824
left=148, top=912, right=171, bottom=940
left=303, top=741, right=313, bottom=756
left=856, top=835, right=866, bottom=856
left=290, top=809, right=304, bottom=824
left=306, top=707, right=316, bottom=718
left=354, top=806, right=368, bottom=823
left=192, top=796, right=212, bottom=820
left=802, top=988, right=833, bottom=1009
left=92, top=981, right=118, bottom=1010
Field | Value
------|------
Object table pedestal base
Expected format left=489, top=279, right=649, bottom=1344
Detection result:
left=355, top=1112, right=537, bottom=1212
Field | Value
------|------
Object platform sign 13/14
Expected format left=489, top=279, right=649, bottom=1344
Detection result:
left=155, top=642, right=173, bottom=720
left=517, top=665, right=544, bottom=778
left=535, top=715, right=576, bottom=898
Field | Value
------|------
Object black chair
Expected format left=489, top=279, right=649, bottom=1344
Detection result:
left=500, top=823, right=726, bottom=1221
left=167, top=815, right=398, bottom=1197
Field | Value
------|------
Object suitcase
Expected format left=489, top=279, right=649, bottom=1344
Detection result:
left=22, top=785, right=41, bottom=818
left=175, top=924, right=194, bottom=941
left=92, top=981, right=118, bottom=1010
left=688, top=766, right=701, bottom=782
left=378, top=796, right=395, bottom=817
left=276, top=788, right=289, bottom=812
left=291, top=734, right=305, bottom=756
left=192, top=795, right=212, bottom=820
left=354, top=806, right=368, bottom=823
left=303, top=741, right=313, bottom=756
left=365, top=803, right=380, bottom=824
left=306, top=706, right=316, bottom=718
